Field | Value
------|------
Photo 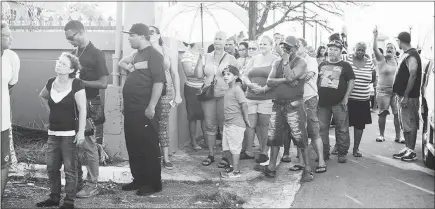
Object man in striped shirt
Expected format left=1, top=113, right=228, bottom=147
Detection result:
left=343, top=42, right=376, bottom=158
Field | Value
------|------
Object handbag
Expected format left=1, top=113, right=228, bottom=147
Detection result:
left=197, top=53, right=227, bottom=101
left=73, top=97, right=95, bottom=137
left=88, top=96, right=106, bottom=125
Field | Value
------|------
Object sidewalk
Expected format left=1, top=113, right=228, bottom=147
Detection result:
left=9, top=143, right=304, bottom=208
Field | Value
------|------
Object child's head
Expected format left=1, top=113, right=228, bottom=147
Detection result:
left=222, top=65, right=239, bottom=84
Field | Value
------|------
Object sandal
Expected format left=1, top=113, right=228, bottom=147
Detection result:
left=376, top=136, right=385, bottom=142
left=225, top=166, right=234, bottom=173
left=353, top=149, right=362, bottom=157
left=289, top=164, right=305, bottom=171
left=315, top=165, right=327, bottom=173
left=217, top=158, right=229, bottom=168
left=280, top=155, right=292, bottom=163
left=301, top=170, right=314, bottom=182
left=202, top=156, right=215, bottom=166
left=254, top=164, right=265, bottom=172
left=192, top=144, right=202, bottom=150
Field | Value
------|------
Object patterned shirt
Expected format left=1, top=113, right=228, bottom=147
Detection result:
left=344, top=54, right=375, bottom=101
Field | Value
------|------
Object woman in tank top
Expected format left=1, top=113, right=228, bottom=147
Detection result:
left=149, top=26, right=183, bottom=170
left=37, top=52, right=86, bottom=209
left=195, top=31, right=238, bottom=167
left=241, top=36, right=278, bottom=164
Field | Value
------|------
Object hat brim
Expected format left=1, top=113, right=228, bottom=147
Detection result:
left=327, top=44, right=342, bottom=49
left=122, top=31, right=132, bottom=34
left=279, top=42, right=295, bottom=47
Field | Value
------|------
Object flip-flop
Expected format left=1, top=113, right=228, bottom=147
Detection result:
left=217, top=158, right=229, bottom=168
left=201, top=156, right=215, bottom=166
left=281, top=155, right=292, bottom=163
left=315, top=165, right=327, bottom=173
left=289, top=164, right=305, bottom=171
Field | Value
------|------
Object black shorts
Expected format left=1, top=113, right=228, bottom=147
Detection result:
left=184, top=84, right=205, bottom=121
left=348, top=99, right=372, bottom=129
left=1, top=129, right=11, bottom=169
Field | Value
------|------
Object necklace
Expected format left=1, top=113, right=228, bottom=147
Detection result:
left=76, top=42, right=89, bottom=59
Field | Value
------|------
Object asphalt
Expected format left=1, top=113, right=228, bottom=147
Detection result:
left=291, top=112, right=434, bottom=208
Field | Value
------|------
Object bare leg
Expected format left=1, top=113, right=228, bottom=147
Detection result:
left=232, top=154, right=240, bottom=171
left=207, top=134, right=216, bottom=157
left=393, top=114, right=401, bottom=139
left=267, top=146, right=280, bottom=171
left=224, top=151, right=233, bottom=166
left=258, top=114, right=271, bottom=156
left=313, top=137, right=326, bottom=166
left=1, top=168, right=8, bottom=198
left=189, top=120, right=200, bottom=148
left=163, top=147, right=170, bottom=163
left=406, top=131, right=418, bottom=150
left=378, top=115, right=387, bottom=137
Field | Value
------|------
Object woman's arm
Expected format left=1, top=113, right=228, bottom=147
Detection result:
left=39, top=86, right=50, bottom=114
left=194, top=54, right=205, bottom=79
left=166, top=46, right=182, bottom=104
left=372, top=28, right=385, bottom=63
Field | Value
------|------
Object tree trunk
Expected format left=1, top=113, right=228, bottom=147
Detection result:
left=248, top=1, right=257, bottom=40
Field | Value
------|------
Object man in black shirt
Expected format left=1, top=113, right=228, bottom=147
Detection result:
left=119, top=23, right=165, bottom=196
left=392, top=32, right=422, bottom=162
left=64, top=20, right=109, bottom=198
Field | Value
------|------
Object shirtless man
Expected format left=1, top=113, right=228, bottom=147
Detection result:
left=373, top=27, right=403, bottom=143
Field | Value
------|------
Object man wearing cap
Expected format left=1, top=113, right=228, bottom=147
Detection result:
left=317, top=39, right=355, bottom=163
left=264, top=36, right=313, bottom=182
left=118, top=23, right=165, bottom=195
left=392, top=32, right=422, bottom=162
left=372, top=27, right=403, bottom=144
left=64, top=20, right=109, bottom=198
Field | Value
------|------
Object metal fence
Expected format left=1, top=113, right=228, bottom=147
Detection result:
left=4, top=15, right=116, bottom=32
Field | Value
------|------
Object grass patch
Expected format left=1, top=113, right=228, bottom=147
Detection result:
left=13, top=125, right=48, bottom=165
left=194, top=190, right=245, bottom=209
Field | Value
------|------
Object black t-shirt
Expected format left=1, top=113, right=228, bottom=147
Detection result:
left=46, top=78, right=84, bottom=131
left=393, top=48, right=422, bottom=98
left=122, top=46, right=166, bottom=112
left=318, top=60, right=355, bottom=107
left=73, top=42, right=109, bottom=99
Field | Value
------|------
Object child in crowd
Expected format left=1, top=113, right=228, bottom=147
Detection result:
left=220, top=65, right=251, bottom=178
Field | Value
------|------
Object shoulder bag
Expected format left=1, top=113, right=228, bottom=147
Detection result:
left=197, top=53, right=227, bottom=101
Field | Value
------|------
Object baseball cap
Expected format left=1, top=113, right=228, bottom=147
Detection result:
left=222, top=65, right=240, bottom=77
left=280, top=36, right=298, bottom=47
left=396, top=31, right=411, bottom=44
left=122, top=23, right=149, bottom=36
left=327, top=39, right=343, bottom=50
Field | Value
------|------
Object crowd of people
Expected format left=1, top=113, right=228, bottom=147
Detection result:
left=0, top=19, right=424, bottom=209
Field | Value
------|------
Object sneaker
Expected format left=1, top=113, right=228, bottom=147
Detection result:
left=331, top=146, right=338, bottom=155
left=59, top=202, right=74, bottom=209
left=36, top=199, right=59, bottom=207
left=76, top=184, right=99, bottom=198
left=263, top=167, right=276, bottom=178
left=401, top=150, right=417, bottom=162
left=395, top=137, right=405, bottom=144
left=393, top=148, right=409, bottom=159
left=240, top=152, right=255, bottom=160
left=376, top=136, right=385, bottom=142
left=222, top=171, right=241, bottom=179
left=163, top=161, right=174, bottom=170
left=122, top=181, right=142, bottom=191
left=337, top=155, right=347, bottom=163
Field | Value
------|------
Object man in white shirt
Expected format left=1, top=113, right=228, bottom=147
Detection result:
left=282, top=38, right=327, bottom=174
left=1, top=21, right=20, bottom=198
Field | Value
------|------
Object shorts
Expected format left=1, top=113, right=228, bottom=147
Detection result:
left=398, top=96, right=420, bottom=132
left=305, top=96, right=320, bottom=140
left=348, top=99, right=372, bottom=129
left=247, top=99, right=273, bottom=115
left=267, top=99, right=308, bottom=149
left=1, top=129, right=11, bottom=169
left=184, top=84, right=205, bottom=121
left=222, top=124, right=245, bottom=155
left=376, top=86, right=398, bottom=116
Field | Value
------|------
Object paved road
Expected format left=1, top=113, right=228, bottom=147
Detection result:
left=291, top=113, right=434, bottom=208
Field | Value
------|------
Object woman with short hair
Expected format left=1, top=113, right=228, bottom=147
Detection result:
left=37, top=52, right=87, bottom=209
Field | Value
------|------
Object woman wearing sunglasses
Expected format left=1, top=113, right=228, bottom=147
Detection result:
left=148, top=26, right=183, bottom=170
left=237, top=41, right=250, bottom=73
left=37, top=52, right=87, bottom=209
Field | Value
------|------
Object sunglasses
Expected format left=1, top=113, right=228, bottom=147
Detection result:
left=248, top=47, right=257, bottom=51
left=149, top=30, right=156, bottom=35
left=66, top=32, right=79, bottom=41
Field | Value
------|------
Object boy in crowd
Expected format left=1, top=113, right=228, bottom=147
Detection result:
left=220, top=65, right=251, bottom=178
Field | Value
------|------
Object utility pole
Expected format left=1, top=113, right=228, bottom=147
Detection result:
left=315, top=22, right=318, bottom=49
left=248, top=1, right=257, bottom=40
left=302, top=1, right=306, bottom=39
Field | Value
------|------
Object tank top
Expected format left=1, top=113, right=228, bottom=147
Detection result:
left=246, top=63, right=275, bottom=100
left=264, top=57, right=304, bottom=101
left=161, top=47, right=173, bottom=88
left=393, top=48, right=422, bottom=98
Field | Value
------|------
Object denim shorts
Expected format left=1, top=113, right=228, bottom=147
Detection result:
left=305, top=97, right=320, bottom=140
left=398, top=96, right=420, bottom=132
left=376, top=86, right=399, bottom=115
left=247, top=99, right=273, bottom=115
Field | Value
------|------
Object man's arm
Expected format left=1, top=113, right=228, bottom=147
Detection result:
left=403, top=56, right=418, bottom=98
left=118, top=50, right=136, bottom=70
left=285, top=59, right=307, bottom=82
left=81, top=76, right=108, bottom=89
left=267, top=59, right=287, bottom=87
left=147, top=52, right=166, bottom=116
left=8, top=51, right=20, bottom=90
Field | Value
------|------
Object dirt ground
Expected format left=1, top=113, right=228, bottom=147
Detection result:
left=1, top=176, right=245, bottom=208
